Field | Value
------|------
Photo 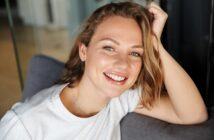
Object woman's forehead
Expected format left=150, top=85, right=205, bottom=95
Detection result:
left=90, top=16, right=143, bottom=45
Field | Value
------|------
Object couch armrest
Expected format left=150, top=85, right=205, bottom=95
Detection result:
left=121, top=111, right=214, bottom=140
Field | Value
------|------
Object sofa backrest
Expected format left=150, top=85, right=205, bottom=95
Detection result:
left=22, top=54, right=64, bottom=101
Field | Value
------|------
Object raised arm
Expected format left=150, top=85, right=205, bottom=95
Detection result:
left=134, top=2, right=208, bottom=124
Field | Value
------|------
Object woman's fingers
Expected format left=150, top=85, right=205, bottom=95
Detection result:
left=148, top=1, right=162, bottom=10
left=147, top=2, right=168, bottom=39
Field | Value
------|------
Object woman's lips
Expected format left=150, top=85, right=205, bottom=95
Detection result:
left=103, top=72, right=127, bottom=85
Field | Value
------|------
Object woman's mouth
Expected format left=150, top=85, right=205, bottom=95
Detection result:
left=103, top=72, right=127, bottom=84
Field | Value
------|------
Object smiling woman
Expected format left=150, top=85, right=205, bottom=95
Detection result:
left=58, top=3, right=162, bottom=109
left=0, top=1, right=208, bottom=140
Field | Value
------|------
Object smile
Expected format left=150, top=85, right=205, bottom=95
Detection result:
left=104, top=72, right=127, bottom=82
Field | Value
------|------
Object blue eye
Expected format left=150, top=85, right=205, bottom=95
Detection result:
left=103, top=46, right=114, bottom=52
left=130, top=52, right=141, bottom=57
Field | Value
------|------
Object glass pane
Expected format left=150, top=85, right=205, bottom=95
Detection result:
left=0, top=0, right=21, bottom=117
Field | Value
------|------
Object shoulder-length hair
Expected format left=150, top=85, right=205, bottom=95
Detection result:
left=57, top=2, right=164, bottom=109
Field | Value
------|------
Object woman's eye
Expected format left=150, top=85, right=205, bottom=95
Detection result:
left=130, top=52, right=141, bottom=57
left=103, top=46, right=114, bottom=52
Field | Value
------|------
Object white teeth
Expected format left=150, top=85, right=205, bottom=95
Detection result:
left=105, top=73, right=125, bottom=81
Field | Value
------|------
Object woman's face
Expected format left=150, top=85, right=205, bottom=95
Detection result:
left=79, top=16, right=143, bottom=99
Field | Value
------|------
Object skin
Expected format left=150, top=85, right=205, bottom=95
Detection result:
left=61, top=2, right=208, bottom=123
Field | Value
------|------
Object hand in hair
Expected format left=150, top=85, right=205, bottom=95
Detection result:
left=147, top=2, right=168, bottom=40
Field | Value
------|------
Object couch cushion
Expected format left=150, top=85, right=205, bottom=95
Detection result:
left=22, top=54, right=64, bottom=101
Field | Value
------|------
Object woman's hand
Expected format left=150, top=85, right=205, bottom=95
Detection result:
left=147, top=2, right=168, bottom=40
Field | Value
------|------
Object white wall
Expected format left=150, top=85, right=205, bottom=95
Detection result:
left=17, top=0, right=68, bottom=27
left=17, top=0, right=48, bottom=27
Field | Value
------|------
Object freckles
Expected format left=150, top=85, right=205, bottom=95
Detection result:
left=131, top=61, right=142, bottom=68
left=99, top=59, right=109, bottom=66
left=95, top=54, right=112, bottom=66
left=131, top=62, right=142, bottom=73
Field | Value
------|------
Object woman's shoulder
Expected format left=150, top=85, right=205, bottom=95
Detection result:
left=0, top=84, right=67, bottom=139
left=2, top=84, right=65, bottom=121
left=0, top=110, right=31, bottom=139
left=15, top=85, right=59, bottom=114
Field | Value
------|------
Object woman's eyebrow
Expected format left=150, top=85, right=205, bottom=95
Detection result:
left=97, top=37, right=120, bottom=45
left=131, top=45, right=144, bottom=49
left=97, top=38, right=143, bottom=48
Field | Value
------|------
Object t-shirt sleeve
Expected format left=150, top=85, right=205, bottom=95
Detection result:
left=118, top=87, right=141, bottom=113
left=0, top=110, right=31, bottom=140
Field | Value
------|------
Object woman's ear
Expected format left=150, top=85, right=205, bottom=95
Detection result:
left=79, top=43, right=87, bottom=61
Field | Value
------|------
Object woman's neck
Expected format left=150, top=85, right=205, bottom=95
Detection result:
left=60, top=80, right=110, bottom=118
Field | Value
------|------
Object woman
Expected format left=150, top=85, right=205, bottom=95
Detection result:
left=0, top=2, right=207, bottom=140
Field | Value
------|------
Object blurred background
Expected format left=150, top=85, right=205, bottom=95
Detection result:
left=0, top=0, right=213, bottom=117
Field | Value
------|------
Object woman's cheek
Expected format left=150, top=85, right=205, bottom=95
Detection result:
left=96, top=52, right=114, bottom=65
left=99, top=55, right=114, bottom=66
left=131, top=60, right=142, bottom=75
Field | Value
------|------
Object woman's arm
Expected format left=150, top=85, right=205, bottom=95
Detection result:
left=134, top=2, right=208, bottom=124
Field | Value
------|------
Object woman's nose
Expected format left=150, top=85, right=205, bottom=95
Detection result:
left=114, top=55, right=129, bottom=70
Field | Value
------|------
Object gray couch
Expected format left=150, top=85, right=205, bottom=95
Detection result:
left=23, top=54, right=214, bottom=140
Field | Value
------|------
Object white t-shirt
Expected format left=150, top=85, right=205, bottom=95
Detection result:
left=0, top=84, right=140, bottom=140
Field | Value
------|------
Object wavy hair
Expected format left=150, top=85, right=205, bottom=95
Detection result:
left=57, top=2, right=164, bottom=108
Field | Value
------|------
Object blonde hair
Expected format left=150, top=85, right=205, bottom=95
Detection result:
left=57, top=2, right=164, bottom=108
